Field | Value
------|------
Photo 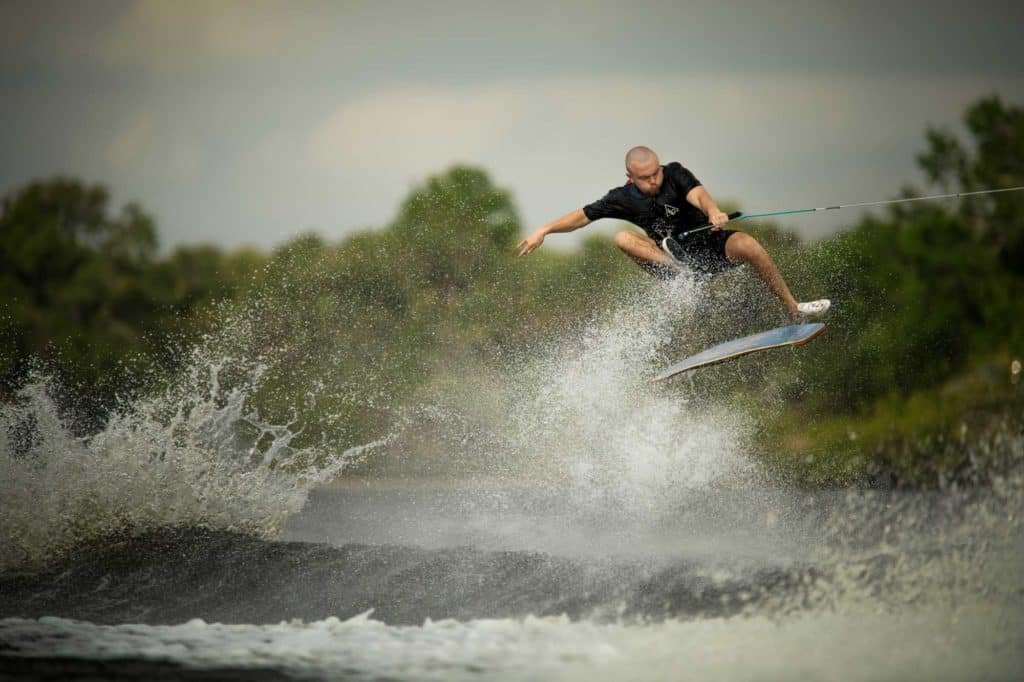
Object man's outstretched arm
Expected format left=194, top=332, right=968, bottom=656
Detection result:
left=517, top=208, right=592, bottom=256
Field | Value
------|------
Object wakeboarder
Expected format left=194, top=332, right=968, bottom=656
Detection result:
left=517, top=146, right=830, bottom=318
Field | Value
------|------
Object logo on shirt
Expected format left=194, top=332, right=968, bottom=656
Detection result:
left=663, top=204, right=679, bottom=217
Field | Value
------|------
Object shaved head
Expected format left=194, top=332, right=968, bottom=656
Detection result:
left=624, top=145, right=664, bottom=196
left=625, top=146, right=658, bottom=171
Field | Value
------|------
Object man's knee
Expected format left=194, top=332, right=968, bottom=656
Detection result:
left=614, top=230, right=662, bottom=266
left=613, top=230, right=638, bottom=251
left=725, top=231, right=762, bottom=261
left=614, top=230, right=654, bottom=257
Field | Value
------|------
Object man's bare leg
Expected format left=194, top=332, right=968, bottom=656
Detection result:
left=612, top=230, right=680, bottom=278
left=724, top=232, right=799, bottom=314
left=615, top=229, right=815, bottom=316
left=613, top=230, right=669, bottom=267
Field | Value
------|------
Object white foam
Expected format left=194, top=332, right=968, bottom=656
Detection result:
left=3, top=605, right=1021, bottom=681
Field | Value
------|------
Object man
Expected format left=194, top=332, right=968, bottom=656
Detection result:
left=517, top=146, right=829, bottom=318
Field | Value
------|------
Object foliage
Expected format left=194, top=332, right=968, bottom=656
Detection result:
left=763, top=358, right=1024, bottom=487
left=0, top=178, right=261, bottom=430
left=753, top=95, right=1024, bottom=480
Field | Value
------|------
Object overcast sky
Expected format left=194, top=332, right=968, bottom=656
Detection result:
left=2, top=0, right=1023, bottom=250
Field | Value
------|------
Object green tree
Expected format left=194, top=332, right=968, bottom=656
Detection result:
left=0, top=178, right=260, bottom=429
left=919, top=95, right=1024, bottom=268
left=1, top=179, right=158, bottom=420
left=786, top=96, right=1024, bottom=413
left=917, top=95, right=1024, bottom=347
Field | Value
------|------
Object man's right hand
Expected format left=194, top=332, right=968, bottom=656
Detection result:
left=517, top=229, right=546, bottom=256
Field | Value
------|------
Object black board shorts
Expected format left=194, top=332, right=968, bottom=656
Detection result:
left=669, top=228, right=739, bottom=276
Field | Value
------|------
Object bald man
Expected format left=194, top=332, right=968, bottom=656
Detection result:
left=518, top=146, right=829, bottom=318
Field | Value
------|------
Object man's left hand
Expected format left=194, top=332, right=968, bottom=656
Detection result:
left=709, top=210, right=730, bottom=230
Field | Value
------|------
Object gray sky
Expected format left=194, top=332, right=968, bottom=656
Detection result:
left=2, top=0, right=1023, bottom=250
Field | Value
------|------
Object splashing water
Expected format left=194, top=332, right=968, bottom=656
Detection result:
left=380, top=274, right=755, bottom=522
left=0, top=269, right=757, bottom=569
left=506, top=276, right=752, bottom=513
left=0, top=308, right=383, bottom=571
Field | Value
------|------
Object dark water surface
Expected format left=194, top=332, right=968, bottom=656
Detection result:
left=3, top=474, right=1023, bottom=681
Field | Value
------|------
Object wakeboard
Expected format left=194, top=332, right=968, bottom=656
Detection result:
left=653, top=323, right=825, bottom=382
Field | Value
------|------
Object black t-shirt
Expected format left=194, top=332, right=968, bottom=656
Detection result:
left=582, top=162, right=707, bottom=241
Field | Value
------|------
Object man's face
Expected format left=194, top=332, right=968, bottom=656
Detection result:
left=627, top=157, right=663, bottom=196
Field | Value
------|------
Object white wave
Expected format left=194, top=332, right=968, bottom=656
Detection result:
left=3, top=604, right=1021, bottom=682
